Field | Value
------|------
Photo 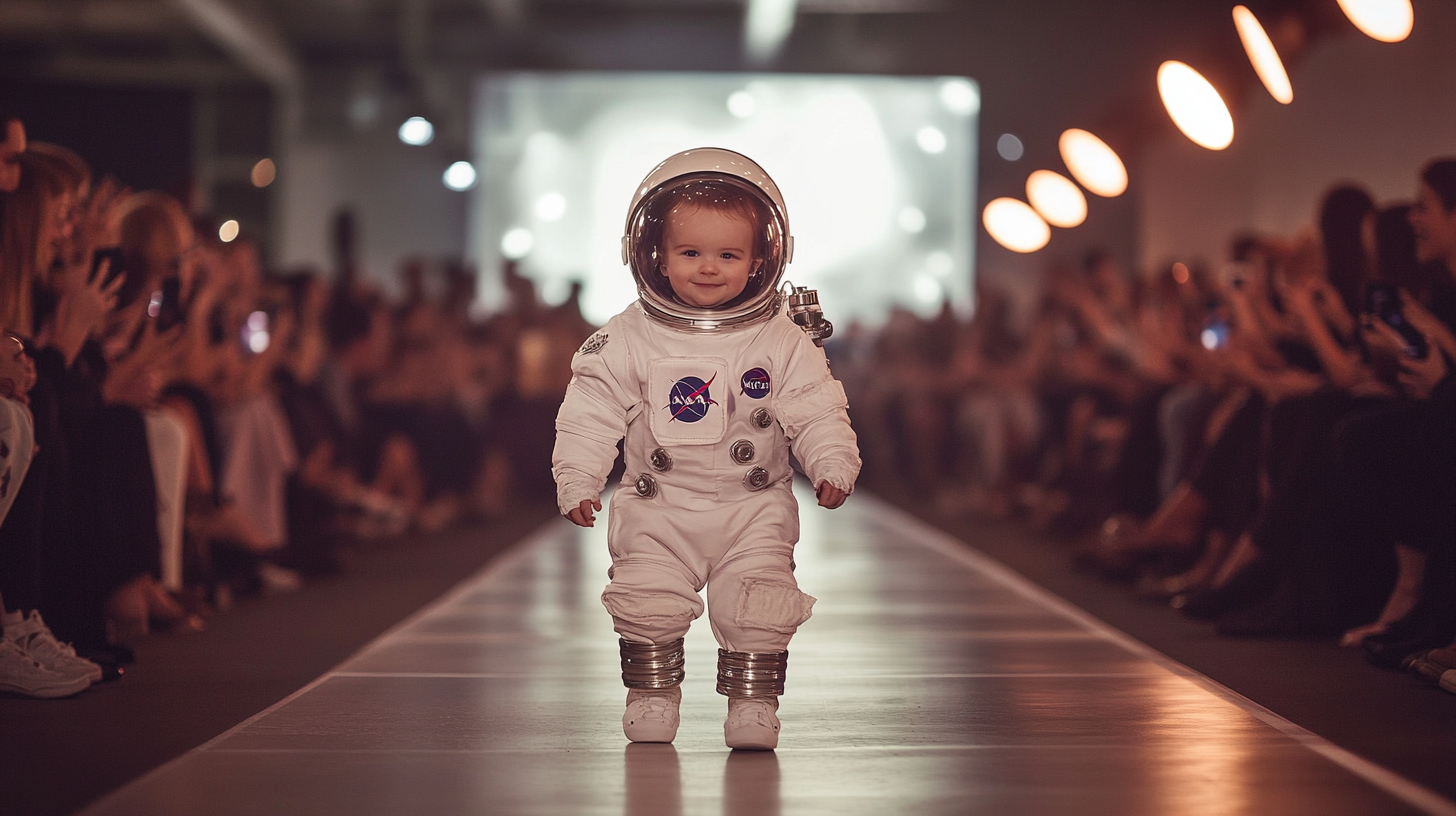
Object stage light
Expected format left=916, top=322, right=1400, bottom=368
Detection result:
left=916, top=126, right=947, bottom=155
left=898, top=205, right=927, bottom=234
left=997, top=134, right=1024, bottom=161
left=938, top=78, right=979, bottom=116
left=218, top=219, right=240, bottom=242
left=1026, top=169, right=1087, bottom=228
left=443, top=161, right=477, bottom=191
left=728, top=90, right=756, bottom=118
left=398, top=116, right=434, bottom=146
left=1058, top=129, right=1127, bottom=197
left=1157, top=61, right=1234, bottom=150
left=1337, top=0, right=1413, bottom=42
left=1233, top=6, right=1293, bottom=104
left=250, top=158, right=276, bottom=188
left=501, top=227, right=535, bottom=259
left=983, top=198, right=1050, bottom=253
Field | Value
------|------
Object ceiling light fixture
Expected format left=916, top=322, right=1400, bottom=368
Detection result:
left=1233, top=6, right=1293, bottom=104
left=983, top=198, right=1050, bottom=253
left=1337, top=0, right=1413, bottom=42
left=1058, top=129, right=1128, bottom=197
left=1026, top=170, right=1087, bottom=228
left=1157, top=61, right=1234, bottom=150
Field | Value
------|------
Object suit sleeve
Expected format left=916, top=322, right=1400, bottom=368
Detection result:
left=772, top=327, right=862, bottom=494
left=551, top=321, right=639, bottom=515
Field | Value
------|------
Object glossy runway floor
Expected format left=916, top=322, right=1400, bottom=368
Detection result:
left=83, top=485, right=1456, bottom=816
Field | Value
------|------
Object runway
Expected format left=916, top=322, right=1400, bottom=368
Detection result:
left=81, top=484, right=1456, bottom=816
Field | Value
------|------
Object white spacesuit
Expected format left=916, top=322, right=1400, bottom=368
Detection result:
left=551, top=148, right=860, bottom=750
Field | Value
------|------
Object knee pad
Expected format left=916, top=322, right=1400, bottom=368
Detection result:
left=717, top=648, right=788, bottom=698
left=601, top=586, right=700, bottom=626
left=620, top=637, right=686, bottom=689
left=735, top=578, right=816, bottom=635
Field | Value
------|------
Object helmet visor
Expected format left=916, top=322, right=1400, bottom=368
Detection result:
left=626, top=174, right=788, bottom=318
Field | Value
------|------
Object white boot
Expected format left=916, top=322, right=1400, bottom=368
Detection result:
left=623, top=686, right=681, bottom=743
left=724, top=696, right=780, bottom=750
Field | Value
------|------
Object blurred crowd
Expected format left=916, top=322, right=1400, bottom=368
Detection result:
left=0, top=107, right=590, bottom=698
left=838, top=157, right=1456, bottom=694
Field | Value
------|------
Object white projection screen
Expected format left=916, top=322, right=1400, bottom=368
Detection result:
left=470, top=72, right=978, bottom=327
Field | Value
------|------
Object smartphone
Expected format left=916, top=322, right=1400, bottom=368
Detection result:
left=1200, top=299, right=1231, bottom=351
left=1201, top=318, right=1231, bottom=351
left=151, top=277, right=185, bottom=332
left=1365, top=284, right=1429, bottom=360
left=90, top=247, right=126, bottom=287
left=239, top=308, right=273, bottom=355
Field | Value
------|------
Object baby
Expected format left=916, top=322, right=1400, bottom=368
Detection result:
left=553, top=148, right=860, bottom=750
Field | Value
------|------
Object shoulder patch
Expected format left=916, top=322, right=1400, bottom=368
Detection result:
left=578, top=331, right=609, bottom=355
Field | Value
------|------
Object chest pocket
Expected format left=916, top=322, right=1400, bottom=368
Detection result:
left=648, top=356, right=729, bottom=446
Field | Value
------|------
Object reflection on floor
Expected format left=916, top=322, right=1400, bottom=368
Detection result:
left=83, top=485, right=1456, bottom=815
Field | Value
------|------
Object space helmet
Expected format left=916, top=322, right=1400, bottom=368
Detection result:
left=622, top=147, right=793, bottom=332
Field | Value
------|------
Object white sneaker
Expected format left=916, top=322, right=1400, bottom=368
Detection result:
left=724, top=697, right=780, bottom=750
left=623, top=687, right=681, bottom=743
left=0, top=639, right=92, bottom=698
left=3, top=610, right=103, bottom=684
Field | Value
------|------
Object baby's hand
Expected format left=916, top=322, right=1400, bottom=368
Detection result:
left=816, top=481, right=849, bottom=510
left=566, top=498, right=602, bottom=527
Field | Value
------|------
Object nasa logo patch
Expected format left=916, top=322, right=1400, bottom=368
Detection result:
left=740, top=367, right=772, bottom=399
left=578, top=331, right=609, bottom=355
left=666, top=374, right=718, bottom=423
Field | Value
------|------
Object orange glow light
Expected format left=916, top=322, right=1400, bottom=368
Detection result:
left=1233, top=6, right=1293, bottom=104
left=1026, top=170, right=1087, bottom=228
left=250, top=158, right=276, bottom=188
left=1171, top=262, right=1191, bottom=284
left=983, top=198, right=1050, bottom=253
left=1058, top=129, right=1128, bottom=198
left=1157, top=61, right=1234, bottom=150
left=1337, top=0, right=1413, bottom=42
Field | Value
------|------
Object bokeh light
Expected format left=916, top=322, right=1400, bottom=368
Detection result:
left=982, top=197, right=1050, bottom=253
left=1233, top=6, right=1293, bottom=104
left=501, top=227, right=535, bottom=259
left=1172, top=262, right=1191, bottom=284
left=534, top=192, right=567, bottom=221
left=728, top=90, right=756, bottom=118
left=997, top=133, right=1024, bottom=161
left=398, top=116, right=435, bottom=146
left=938, top=78, right=980, bottom=116
left=1058, top=128, right=1127, bottom=197
left=898, top=205, right=927, bottom=234
left=916, top=125, right=947, bottom=154
left=250, top=158, right=276, bottom=188
left=218, top=219, right=240, bottom=242
left=1337, top=0, right=1413, bottom=42
left=1157, top=61, right=1235, bottom=150
left=443, top=161, right=477, bottom=191
left=1026, top=169, right=1087, bottom=228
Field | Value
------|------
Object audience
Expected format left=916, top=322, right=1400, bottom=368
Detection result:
left=0, top=111, right=576, bottom=696
left=843, top=156, right=1456, bottom=695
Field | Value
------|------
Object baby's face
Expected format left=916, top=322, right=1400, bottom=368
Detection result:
left=660, top=205, right=758, bottom=308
